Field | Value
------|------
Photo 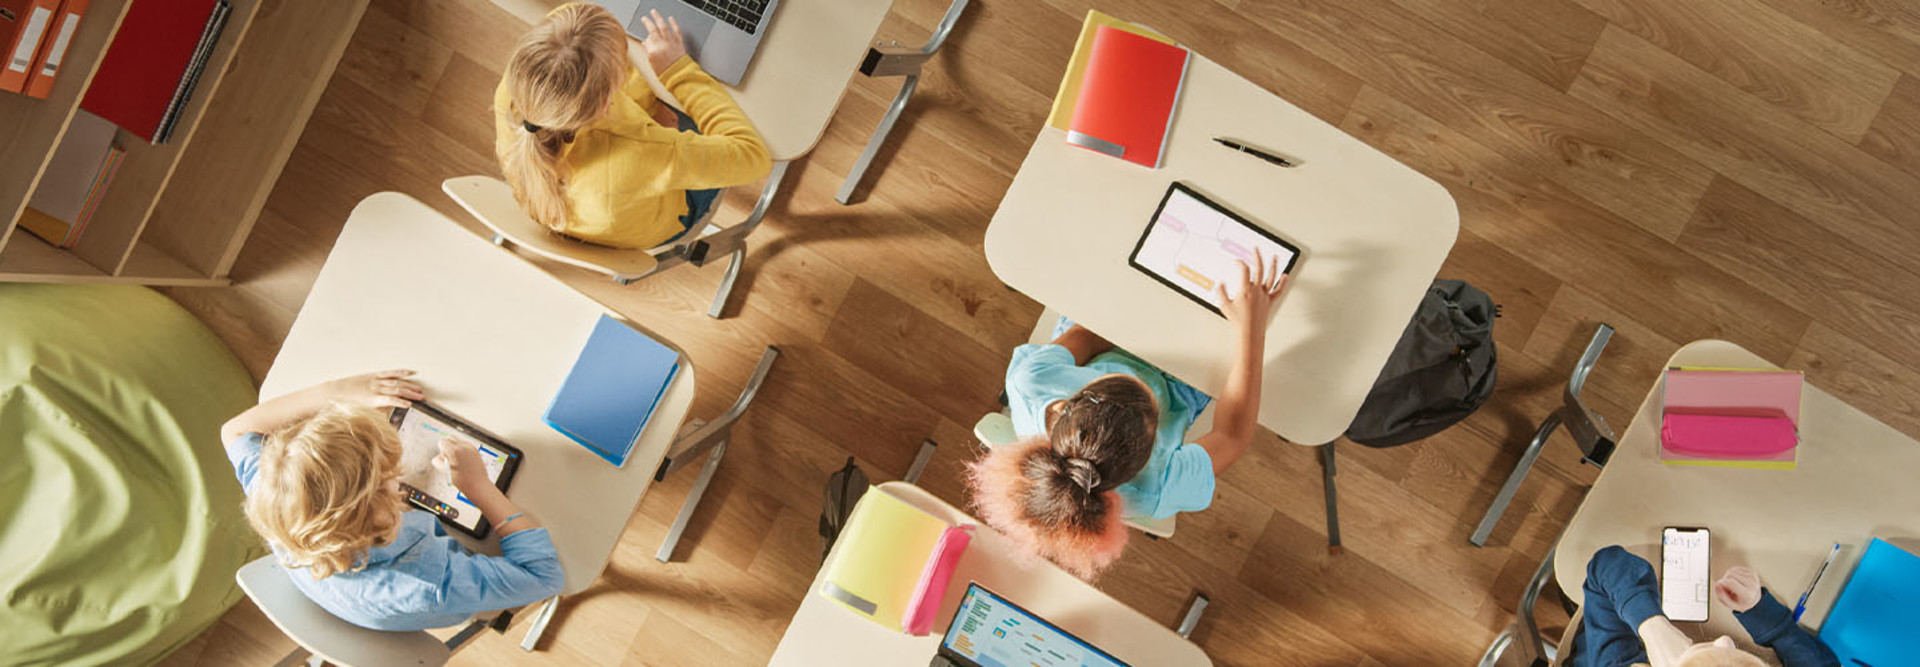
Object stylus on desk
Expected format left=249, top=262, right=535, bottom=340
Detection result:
left=1213, top=137, right=1295, bottom=167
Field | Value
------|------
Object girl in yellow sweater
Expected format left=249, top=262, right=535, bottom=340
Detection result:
left=494, top=4, right=772, bottom=249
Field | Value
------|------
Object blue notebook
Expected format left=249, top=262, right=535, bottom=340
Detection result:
left=1820, top=538, right=1920, bottom=666
left=544, top=314, right=681, bottom=467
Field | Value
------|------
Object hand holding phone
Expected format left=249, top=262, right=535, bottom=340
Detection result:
left=1662, top=526, right=1712, bottom=622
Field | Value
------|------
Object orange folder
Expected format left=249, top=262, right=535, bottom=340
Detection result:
left=0, top=0, right=59, bottom=93
left=23, top=0, right=89, bottom=99
left=1065, top=25, right=1190, bottom=169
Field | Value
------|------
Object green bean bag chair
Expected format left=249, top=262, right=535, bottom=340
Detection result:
left=0, top=284, right=263, bottom=666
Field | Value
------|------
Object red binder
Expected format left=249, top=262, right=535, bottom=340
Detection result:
left=22, top=0, right=88, bottom=99
left=1066, top=25, right=1190, bottom=169
left=79, top=0, right=219, bottom=142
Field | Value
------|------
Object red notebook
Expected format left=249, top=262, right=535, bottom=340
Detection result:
left=79, top=0, right=220, bottom=142
left=1066, top=25, right=1190, bottom=169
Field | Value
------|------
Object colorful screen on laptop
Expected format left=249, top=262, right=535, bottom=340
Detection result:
left=938, top=583, right=1130, bottom=667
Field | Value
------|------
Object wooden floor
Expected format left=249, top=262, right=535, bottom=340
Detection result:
left=154, top=0, right=1920, bottom=664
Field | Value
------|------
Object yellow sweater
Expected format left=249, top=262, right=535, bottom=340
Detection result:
left=493, top=55, right=772, bottom=249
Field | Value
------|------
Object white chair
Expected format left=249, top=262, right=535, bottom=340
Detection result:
left=442, top=164, right=788, bottom=319
left=235, top=556, right=492, bottom=667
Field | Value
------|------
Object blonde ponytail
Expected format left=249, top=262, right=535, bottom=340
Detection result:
left=496, top=3, right=630, bottom=230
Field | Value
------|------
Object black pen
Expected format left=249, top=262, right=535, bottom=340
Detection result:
left=1213, top=137, right=1295, bottom=168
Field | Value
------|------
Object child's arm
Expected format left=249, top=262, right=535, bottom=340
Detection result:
left=1049, top=325, right=1116, bottom=366
left=219, top=371, right=424, bottom=444
left=1716, top=568, right=1842, bottom=667
left=440, top=439, right=542, bottom=538
left=433, top=438, right=566, bottom=613
left=1192, top=255, right=1289, bottom=474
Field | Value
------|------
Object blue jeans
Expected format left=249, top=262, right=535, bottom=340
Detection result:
left=668, top=107, right=721, bottom=243
left=1051, top=315, right=1214, bottom=422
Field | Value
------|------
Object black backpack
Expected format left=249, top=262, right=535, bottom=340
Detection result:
left=818, top=457, right=869, bottom=563
left=1345, top=280, right=1499, bottom=447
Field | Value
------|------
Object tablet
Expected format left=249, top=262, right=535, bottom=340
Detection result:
left=388, top=402, right=523, bottom=538
left=1129, top=182, right=1300, bottom=315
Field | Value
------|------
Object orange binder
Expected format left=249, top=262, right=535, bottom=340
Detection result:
left=1065, top=25, right=1190, bottom=169
left=22, top=0, right=87, bottom=99
left=0, top=0, right=57, bottom=93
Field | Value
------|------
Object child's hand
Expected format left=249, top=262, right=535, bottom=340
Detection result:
left=1215, top=250, right=1290, bottom=333
left=436, top=438, right=495, bottom=499
left=1712, top=566, right=1763, bottom=613
left=639, top=10, right=686, bottom=74
left=328, top=370, right=424, bottom=409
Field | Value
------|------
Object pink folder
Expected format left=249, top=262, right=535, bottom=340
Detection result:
left=901, top=525, right=972, bottom=636
left=1660, top=368, right=1802, bottom=469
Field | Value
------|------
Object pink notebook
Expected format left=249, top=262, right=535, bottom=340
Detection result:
left=901, top=525, right=973, bottom=636
left=1660, top=368, right=1802, bottom=469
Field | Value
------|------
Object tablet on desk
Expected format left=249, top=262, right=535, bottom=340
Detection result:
left=1129, top=181, right=1299, bottom=315
left=389, top=402, right=523, bottom=539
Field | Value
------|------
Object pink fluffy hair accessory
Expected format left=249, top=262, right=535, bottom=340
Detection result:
left=965, top=436, right=1130, bottom=581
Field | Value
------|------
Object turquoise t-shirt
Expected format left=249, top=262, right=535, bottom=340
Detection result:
left=1004, top=344, right=1215, bottom=520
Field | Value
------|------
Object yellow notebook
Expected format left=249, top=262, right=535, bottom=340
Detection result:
left=819, top=486, right=949, bottom=629
left=1045, top=10, right=1175, bottom=131
left=16, top=208, right=72, bottom=248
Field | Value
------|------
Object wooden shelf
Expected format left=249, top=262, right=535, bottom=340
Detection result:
left=0, top=0, right=369, bottom=287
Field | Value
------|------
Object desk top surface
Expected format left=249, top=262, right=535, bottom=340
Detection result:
left=1555, top=340, right=1920, bottom=646
left=488, top=0, right=894, bottom=161
left=259, top=193, right=696, bottom=595
left=769, top=482, right=1211, bottom=666
left=984, top=54, right=1459, bottom=445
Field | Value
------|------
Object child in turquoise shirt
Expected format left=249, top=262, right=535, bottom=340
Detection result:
left=971, top=254, right=1290, bottom=579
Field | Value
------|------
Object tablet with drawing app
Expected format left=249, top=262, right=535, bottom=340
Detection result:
left=1129, top=182, right=1299, bottom=315
left=389, top=402, right=523, bottom=539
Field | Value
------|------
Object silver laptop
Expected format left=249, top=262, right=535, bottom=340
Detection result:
left=596, top=0, right=779, bottom=86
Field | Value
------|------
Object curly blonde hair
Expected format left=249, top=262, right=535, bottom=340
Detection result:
left=244, top=403, right=407, bottom=579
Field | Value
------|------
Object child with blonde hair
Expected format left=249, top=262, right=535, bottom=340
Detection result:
left=494, top=4, right=771, bottom=249
left=221, top=371, right=563, bottom=631
left=969, top=254, right=1289, bottom=579
left=1576, top=546, right=1838, bottom=667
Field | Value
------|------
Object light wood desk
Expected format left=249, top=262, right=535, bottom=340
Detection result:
left=259, top=193, right=696, bottom=640
left=770, top=482, right=1211, bottom=666
left=487, top=0, right=893, bottom=161
left=983, top=55, right=1459, bottom=446
left=1554, top=340, right=1920, bottom=649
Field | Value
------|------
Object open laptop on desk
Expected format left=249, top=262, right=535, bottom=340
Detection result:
left=595, top=0, right=779, bottom=85
left=932, top=583, right=1130, bottom=667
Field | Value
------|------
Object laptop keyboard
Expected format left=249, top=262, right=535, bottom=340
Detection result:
left=684, top=0, right=770, bottom=34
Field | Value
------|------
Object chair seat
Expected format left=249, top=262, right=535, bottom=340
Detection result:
left=442, top=176, right=660, bottom=279
left=236, top=556, right=451, bottom=667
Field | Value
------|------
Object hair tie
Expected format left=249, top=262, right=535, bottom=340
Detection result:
left=1064, top=457, right=1101, bottom=492
left=521, top=120, right=542, bottom=133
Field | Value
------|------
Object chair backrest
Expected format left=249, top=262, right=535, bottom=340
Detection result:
left=235, top=555, right=451, bottom=667
left=440, top=176, right=661, bottom=280
left=971, top=413, right=1177, bottom=538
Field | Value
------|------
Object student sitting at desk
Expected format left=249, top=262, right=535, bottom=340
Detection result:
left=220, top=371, right=564, bottom=631
left=969, top=255, right=1288, bottom=580
left=1576, top=546, right=1839, bottom=667
left=493, top=4, right=772, bottom=249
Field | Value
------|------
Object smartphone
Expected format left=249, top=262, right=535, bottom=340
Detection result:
left=1662, top=526, right=1712, bottom=622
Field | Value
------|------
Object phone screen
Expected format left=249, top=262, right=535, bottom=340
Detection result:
left=1662, top=527, right=1712, bottom=622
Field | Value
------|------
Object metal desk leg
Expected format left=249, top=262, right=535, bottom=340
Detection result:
left=1322, top=440, right=1342, bottom=554
left=1472, top=414, right=1563, bottom=547
left=653, top=346, right=781, bottom=561
left=835, top=0, right=969, bottom=204
left=1176, top=593, right=1209, bottom=638
left=519, top=595, right=560, bottom=652
left=904, top=439, right=937, bottom=484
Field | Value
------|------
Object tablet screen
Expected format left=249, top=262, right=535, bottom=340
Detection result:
left=395, top=408, right=512, bottom=534
left=1130, top=183, right=1299, bottom=313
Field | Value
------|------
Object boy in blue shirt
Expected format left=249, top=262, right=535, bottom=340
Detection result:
left=1577, top=546, right=1838, bottom=667
left=970, top=254, right=1288, bottom=580
left=221, top=371, right=564, bottom=631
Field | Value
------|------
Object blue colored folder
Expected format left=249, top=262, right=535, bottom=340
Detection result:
left=544, top=314, right=680, bottom=467
left=1820, top=538, right=1920, bottom=666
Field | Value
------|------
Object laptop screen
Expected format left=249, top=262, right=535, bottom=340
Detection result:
left=938, top=583, right=1130, bottom=667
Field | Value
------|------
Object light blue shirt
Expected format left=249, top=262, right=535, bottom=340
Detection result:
left=227, top=433, right=565, bottom=631
left=1004, top=344, right=1215, bottom=520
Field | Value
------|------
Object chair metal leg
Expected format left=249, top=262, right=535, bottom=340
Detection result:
left=836, top=0, right=969, bottom=204
left=1471, top=414, right=1564, bottom=547
left=657, top=438, right=727, bottom=562
left=444, top=617, right=491, bottom=653
left=518, top=595, right=560, bottom=651
left=1176, top=593, right=1209, bottom=638
left=1322, top=440, right=1342, bottom=554
left=269, top=648, right=316, bottom=667
left=904, top=439, right=937, bottom=484
left=707, top=246, right=744, bottom=319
